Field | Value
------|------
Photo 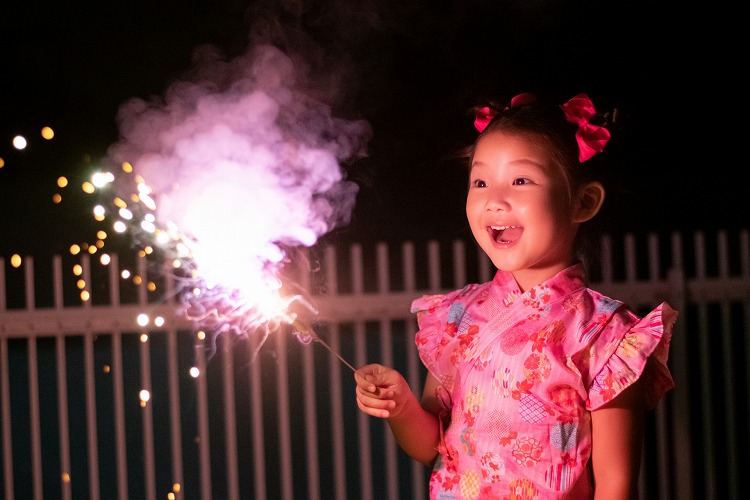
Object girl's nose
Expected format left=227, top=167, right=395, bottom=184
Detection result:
left=485, top=189, right=510, bottom=211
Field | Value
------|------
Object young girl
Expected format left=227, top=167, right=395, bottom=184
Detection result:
left=354, top=92, right=676, bottom=499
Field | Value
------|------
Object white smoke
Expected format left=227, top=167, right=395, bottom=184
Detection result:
left=106, top=43, right=371, bottom=298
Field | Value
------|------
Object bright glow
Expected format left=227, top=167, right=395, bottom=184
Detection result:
left=189, top=367, right=200, bottom=378
left=121, top=269, right=131, bottom=279
left=93, top=205, right=106, bottom=221
left=12, top=135, right=27, bottom=150
left=139, top=390, right=150, bottom=402
left=141, top=220, right=156, bottom=233
left=10, top=254, right=22, bottom=268
left=140, top=333, right=148, bottom=342
left=73, top=264, right=83, bottom=276
left=92, top=171, right=115, bottom=188
left=70, top=245, right=81, bottom=255
left=41, top=127, right=54, bottom=140
left=154, top=316, right=165, bottom=327
left=81, top=181, right=95, bottom=194
left=100, top=254, right=111, bottom=265
left=69, top=44, right=370, bottom=344
left=57, top=176, right=68, bottom=188
left=136, top=313, right=149, bottom=327
left=80, top=291, right=90, bottom=301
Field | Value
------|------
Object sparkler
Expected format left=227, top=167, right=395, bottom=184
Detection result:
left=71, top=43, right=371, bottom=370
left=289, top=317, right=356, bottom=372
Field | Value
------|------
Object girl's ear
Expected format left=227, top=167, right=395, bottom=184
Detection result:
left=573, top=181, right=605, bottom=223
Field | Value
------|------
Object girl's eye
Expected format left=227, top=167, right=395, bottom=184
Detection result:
left=512, top=177, right=531, bottom=186
left=471, top=179, right=487, bottom=188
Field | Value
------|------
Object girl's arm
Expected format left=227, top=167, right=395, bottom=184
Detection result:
left=590, top=377, right=646, bottom=500
left=355, top=364, right=441, bottom=465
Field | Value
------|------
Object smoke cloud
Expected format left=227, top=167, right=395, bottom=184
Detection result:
left=104, top=40, right=371, bottom=333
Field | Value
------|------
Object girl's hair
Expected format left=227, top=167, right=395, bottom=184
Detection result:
left=465, top=92, right=619, bottom=273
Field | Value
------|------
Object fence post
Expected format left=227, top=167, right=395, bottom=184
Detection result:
left=667, top=262, right=691, bottom=500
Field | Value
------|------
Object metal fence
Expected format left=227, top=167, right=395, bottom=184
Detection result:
left=0, top=228, right=748, bottom=499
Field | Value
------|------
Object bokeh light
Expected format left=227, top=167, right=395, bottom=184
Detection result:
left=12, top=135, right=27, bottom=150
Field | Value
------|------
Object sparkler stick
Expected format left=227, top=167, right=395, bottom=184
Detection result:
left=290, top=318, right=356, bottom=373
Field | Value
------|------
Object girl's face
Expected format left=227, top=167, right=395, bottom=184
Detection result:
left=466, top=131, right=579, bottom=292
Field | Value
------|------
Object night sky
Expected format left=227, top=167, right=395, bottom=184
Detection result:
left=0, top=0, right=739, bottom=260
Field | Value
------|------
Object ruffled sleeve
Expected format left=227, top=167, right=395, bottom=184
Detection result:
left=411, top=288, right=471, bottom=394
left=586, top=302, right=677, bottom=410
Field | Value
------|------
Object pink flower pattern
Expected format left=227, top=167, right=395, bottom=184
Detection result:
left=412, top=264, right=677, bottom=499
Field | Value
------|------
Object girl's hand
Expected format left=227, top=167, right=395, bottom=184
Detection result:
left=354, top=363, right=411, bottom=419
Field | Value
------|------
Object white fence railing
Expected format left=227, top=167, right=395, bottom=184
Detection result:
left=1, top=229, right=749, bottom=500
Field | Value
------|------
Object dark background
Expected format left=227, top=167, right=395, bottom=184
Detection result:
left=0, top=0, right=740, bottom=259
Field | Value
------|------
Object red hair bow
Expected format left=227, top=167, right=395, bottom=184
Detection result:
left=473, top=92, right=536, bottom=132
left=473, top=106, right=494, bottom=132
left=560, top=93, right=611, bottom=162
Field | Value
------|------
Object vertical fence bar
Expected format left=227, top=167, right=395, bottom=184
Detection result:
left=0, top=256, right=15, bottom=500
left=427, top=241, right=440, bottom=292
left=0, top=257, right=5, bottom=310
left=56, top=333, right=72, bottom=500
left=452, top=240, right=466, bottom=288
left=166, top=326, right=184, bottom=500
left=403, top=241, right=426, bottom=499
left=221, top=332, right=239, bottom=500
left=0, top=333, right=13, bottom=500
left=161, top=264, right=184, bottom=499
left=351, top=243, right=373, bottom=500
left=81, top=255, right=102, bottom=498
left=112, top=330, right=128, bottom=500
left=84, top=330, right=100, bottom=498
left=376, top=242, right=399, bottom=500
left=329, top=322, right=348, bottom=500
left=24, top=257, right=44, bottom=500
left=139, top=333, right=156, bottom=500
left=298, top=257, right=321, bottom=500
left=647, top=232, right=672, bottom=500
left=249, top=333, right=267, bottom=500
left=28, top=335, right=43, bottom=500
left=324, top=246, right=347, bottom=500
left=301, top=329, right=320, bottom=500
left=717, top=231, right=738, bottom=499
left=195, top=335, right=212, bottom=499
left=694, top=231, right=716, bottom=499
left=52, top=255, right=72, bottom=499
left=275, top=316, right=293, bottom=500
left=668, top=232, right=691, bottom=500
left=407, top=319, right=425, bottom=500
left=136, top=257, right=156, bottom=500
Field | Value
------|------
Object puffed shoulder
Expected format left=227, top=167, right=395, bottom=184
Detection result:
left=411, top=289, right=470, bottom=390
left=587, top=302, right=678, bottom=411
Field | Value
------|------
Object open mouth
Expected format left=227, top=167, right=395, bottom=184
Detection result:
left=490, top=225, right=522, bottom=243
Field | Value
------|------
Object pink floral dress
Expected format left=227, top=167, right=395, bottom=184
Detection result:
left=412, top=264, right=676, bottom=499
